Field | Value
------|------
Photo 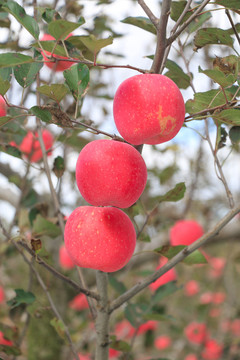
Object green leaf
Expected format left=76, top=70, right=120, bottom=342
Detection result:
left=0, top=116, right=12, bottom=127
left=121, top=16, right=156, bottom=34
left=2, top=0, right=39, bottom=39
left=151, top=282, right=179, bottom=305
left=154, top=245, right=207, bottom=265
left=0, top=66, right=12, bottom=81
left=124, top=303, right=142, bottom=328
left=0, top=77, right=10, bottom=95
left=0, top=11, right=11, bottom=28
left=48, top=19, right=85, bottom=40
left=50, top=318, right=66, bottom=340
left=0, top=144, right=22, bottom=158
left=229, top=126, right=240, bottom=143
left=79, top=34, right=113, bottom=55
left=33, top=40, right=68, bottom=57
left=138, top=233, right=151, bottom=242
left=7, top=289, right=36, bottom=309
left=30, top=106, right=52, bottom=123
left=185, top=89, right=233, bottom=115
left=0, top=53, right=33, bottom=68
left=0, top=344, right=21, bottom=356
left=39, top=7, right=62, bottom=23
left=188, top=12, right=212, bottom=34
left=37, top=84, right=69, bottom=102
left=109, top=336, right=131, bottom=352
left=58, top=131, right=89, bottom=150
left=164, top=59, right=191, bottom=89
left=109, top=275, right=127, bottom=294
left=63, top=63, right=89, bottom=101
left=32, top=214, right=61, bottom=238
left=199, top=65, right=237, bottom=87
left=215, top=0, right=240, bottom=9
left=21, top=188, right=38, bottom=207
left=194, top=28, right=234, bottom=50
left=213, top=109, right=240, bottom=126
left=156, top=182, right=186, bottom=203
left=53, top=156, right=65, bottom=178
left=170, top=1, right=191, bottom=23
left=14, top=57, right=43, bottom=88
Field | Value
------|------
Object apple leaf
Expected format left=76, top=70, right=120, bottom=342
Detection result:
left=198, top=66, right=237, bottom=87
left=194, top=28, right=234, bottom=50
left=2, top=0, right=40, bottom=39
left=0, top=53, right=34, bottom=68
left=7, top=289, right=36, bottom=309
left=109, top=275, right=127, bottom=294
left=213, top=109, right=240, bottom=126
left=0, top=11, right=11, bottom=28
left=0, top=143, right=22, bottom=158
left=50, top=318, right=66, bottom=340
left=151, top=282, right=179, bottom=305
left=0, top=66, right=12, bottom=81
left=37, top=84, right=69, bottom=102
left=39, top=8, right=62, bottom=23
left=58, top=131, right=89, bottom=150
left=53, top=156, right=65, bottom=178
left=109, top=336, right=131, bottom=352
left=229, top=126, right=240, bottom=143
left=0, top=344, right=21, bottom=356
left=124, top=303, right=143, bottom=328
left=48, top=18, right=85, bottom=41
left=33, top=40, right=68, bottom=57
left=188, top=12, right=212, bottom=34
left=164, top=59, right=191, bottom=89
left=0, top=77, right=10, bottom=95
left=170, top=1, right=191, bottom=23
left=154, top=245, right=207, bottom=265
left=156, top=182, right=186, bottom=203
left=0, top=116, right=12, bottom=127
left=185, top=89, right=233, bottom=115
left=79, top=34, right=113, bottom=55
left=121, top=16, right=156, bottom=34
left=30, top=106, right=52, bottom=123
left=32, top=214, right=61, bottom=238
left=14, top=56, right=43, bottom=88
left=215, top=0, right=240, bottom=9
left=63, top=63, right=89, bottom=101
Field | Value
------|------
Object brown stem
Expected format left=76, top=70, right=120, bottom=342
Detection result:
left=225, top=9, right=240, bottom=46
left=138, top=0, right=158, bottom=26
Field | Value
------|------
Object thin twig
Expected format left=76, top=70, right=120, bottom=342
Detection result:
left=225, top=9, right=240, bottom=46
left=138, top=0, right=158, bottom=27
left=109, top=204, right=240, bottom=313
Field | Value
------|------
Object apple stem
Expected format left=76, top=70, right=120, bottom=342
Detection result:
left=95, top=270, right=110, bottom=360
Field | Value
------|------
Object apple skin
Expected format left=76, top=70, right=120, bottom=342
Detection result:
left=0, top=331, right=13, bottom=346
left=40, top=33, right=76, bottom=72
left=169, top=219, right=204, bottom=246
left=185, top=322, right=209, bottom=344
left=184, top=355, right=198, bottom=360
left=149, top=256, right=177, bottom=291
left=0, top=95, right=6, bottom=117
left=184, top=280, right=200, bottom=296
left=59, top=244, right=75, bottom=270
left=64, top=206, right=136, bottom=272
left=75, top=139, right=147, bottom=208
left=154, top=335, right=171, bottom=350
left=20, top=129, right=54, bottom=162
left=201, top=339, right=223, bottom=360
left=69, top=293, right=89, bottom=311
left=0, top=286, right=5, bottom=303
left=113, top=74, right=185, bottom=145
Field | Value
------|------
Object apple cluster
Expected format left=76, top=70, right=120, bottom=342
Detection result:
left=64, top=73, right=186, bottom=273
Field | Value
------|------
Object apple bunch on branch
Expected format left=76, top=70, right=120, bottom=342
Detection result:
left=0, top=0, right=240, bottom=360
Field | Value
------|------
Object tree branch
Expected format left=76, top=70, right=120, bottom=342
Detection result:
left=138, top=0, right=158, bottom=27
left=109, top=204, right=240, bottom=313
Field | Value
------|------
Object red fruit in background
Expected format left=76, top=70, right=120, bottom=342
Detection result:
left=40, top=33, right=76, bottom=71
left=113, top=74, right=185, bottom=145
left=77, top=353, right=91, bottom=360
left=184, top=355, right=198, bottom=360
left=201, top=339, right=223, bottom=360
left=200, top=292, right=213, bottom=304
left=136, top=320, right=158, bottom=335
left=185, top=322, right=208, bottom=344
left=184, top=280, right=200, bottom=296
left=109, top=348, right=121, bottom=359
left=0, top=286, right=5, bottom=303
left=208, top=257, right=226, bottom=278
left=169, top=219, right=204, bottom=246
left=69, top=293, right=89, bottom=311
left=20, top=129, right=54, bottom=163
left=211, top=292, right=226, bottom=304
left=59, top=244, right=75, bottom=270
left=0, top=95, right=6, bottom=117
left=154, top=335, right=171, bottom=350
left=75, top=139, right=147, bottom=208
left=149, top=256, right=177, bottom=291
left=231, top=319, right=240, bottom=336
left=0, top=331, right=13, bottom=346
left=64, top=206, right=136, bottom=272
left=114, top=320, right=135, bottom=339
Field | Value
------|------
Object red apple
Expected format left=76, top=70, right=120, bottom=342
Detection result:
left=109, top=348, right=121, bottom=359
left=0, top=285, right=5, bottom=303
left=0, top=95, right=6, bottom=117
left=149, top=256, right=177, bottom=291
left=200, top=292, right=213, bottom=304
left=113, top=74, right=185, bottom=145
left=0, top=331, right=13, bottom=346
left=75, top=139, right=147, bottom=208
left=64, top=206, right=136, bottom=272
left=69, top=293, right=89, bottom=311
left=114, top=320, right=135, bottom=339
left=211, top=292, right=226, bottom=304
left=169, top=219, right=204, bottom=246
left=20, top=129, right=54, bottom=162
left=201, top=339, right=223, bottom=360
left=231, top=319, right=240, bottom=336
left=154, top=335, right=171, bottom=350
left=136, top=320, right=158, bottom=335
left=77, top=353, right=91, bottom=360
left=185, top=322, right=209, bottom=344
left=184, top=355, right=198, bottom=360
left=40, top=33, right=76, bottom=72
left=208, top=257, right=226, bottom=278
left=59, top=244, right=75, bottom=270
left=184, top=280, right=200, bottom=296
